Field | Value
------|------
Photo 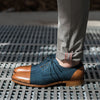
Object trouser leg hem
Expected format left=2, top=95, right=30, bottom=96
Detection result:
left=56, top=50, right=83, bottom=62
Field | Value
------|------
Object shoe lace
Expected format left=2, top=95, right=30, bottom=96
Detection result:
left=40, top=56, right=62, bottom=81
left=39, top=54, right=55, bottom=67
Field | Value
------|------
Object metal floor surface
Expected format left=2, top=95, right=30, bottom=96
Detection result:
left=0, top=25, right=100, bottom=100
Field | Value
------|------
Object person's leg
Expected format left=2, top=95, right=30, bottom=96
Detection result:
left=12, top=0, right=90, bottom=87
left=56, top=0, right=90, bottom=67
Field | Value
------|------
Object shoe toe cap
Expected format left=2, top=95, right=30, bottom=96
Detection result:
left=12, top=72, right=30, bottom=84
left=14, top=65, right=32, bottom=73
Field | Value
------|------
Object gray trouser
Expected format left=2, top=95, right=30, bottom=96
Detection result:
left=56, top=0, right=90, bottom=61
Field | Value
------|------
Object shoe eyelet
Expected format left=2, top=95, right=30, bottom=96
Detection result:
left=41, top=63, right=50, bottom=71
left=40, top=62, right=50, bottom=68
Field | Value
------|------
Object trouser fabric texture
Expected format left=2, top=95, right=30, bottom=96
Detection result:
left=56, top=0, right=90, bottom=61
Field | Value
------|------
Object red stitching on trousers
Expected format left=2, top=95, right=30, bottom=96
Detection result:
left=65, top=52, right=69, bottom=60
left=65, top=52, right=73, bottom=60
left=65, top=53, right=67, bottom=59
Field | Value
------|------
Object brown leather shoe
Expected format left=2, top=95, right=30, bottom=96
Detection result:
left=14, top=65, right=31, bottom=73
left=12, top=58, right=84, bottom=87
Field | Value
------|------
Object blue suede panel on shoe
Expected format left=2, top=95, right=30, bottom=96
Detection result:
left=33, top=54, right=56, bottom=67
left=30, top=57, right=83, bottom=85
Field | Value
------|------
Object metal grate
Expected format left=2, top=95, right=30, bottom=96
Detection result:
left=0, top=25, right=100, bottom=100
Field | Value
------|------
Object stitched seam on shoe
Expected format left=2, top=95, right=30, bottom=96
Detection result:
left=39, top=56, right=53, bottom=68
left=40, top=62, right=49, bottom=68
left=53, top=61, right=62, bottom=72
left=50, top=64, right=58, bottom=82
left=52, top=62, right=62, bottom=81
left=40, top=57, right=54, bottom=68
left=41, top=62, right=50, bottom=71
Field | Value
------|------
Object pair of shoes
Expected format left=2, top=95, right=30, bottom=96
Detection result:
left=12, top=56, right=84, bottom=87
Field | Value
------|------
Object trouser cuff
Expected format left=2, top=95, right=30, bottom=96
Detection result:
left=56, top=50, right=83, bottom=62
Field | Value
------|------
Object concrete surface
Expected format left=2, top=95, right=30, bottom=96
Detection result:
left=0, top=11, right=100, bottom=26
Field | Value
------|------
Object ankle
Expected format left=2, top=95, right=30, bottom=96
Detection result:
left=56, top=57, right=80, bottom=68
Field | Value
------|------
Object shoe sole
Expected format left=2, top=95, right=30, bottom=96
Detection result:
left=12, top=79, right=84, bottom=87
